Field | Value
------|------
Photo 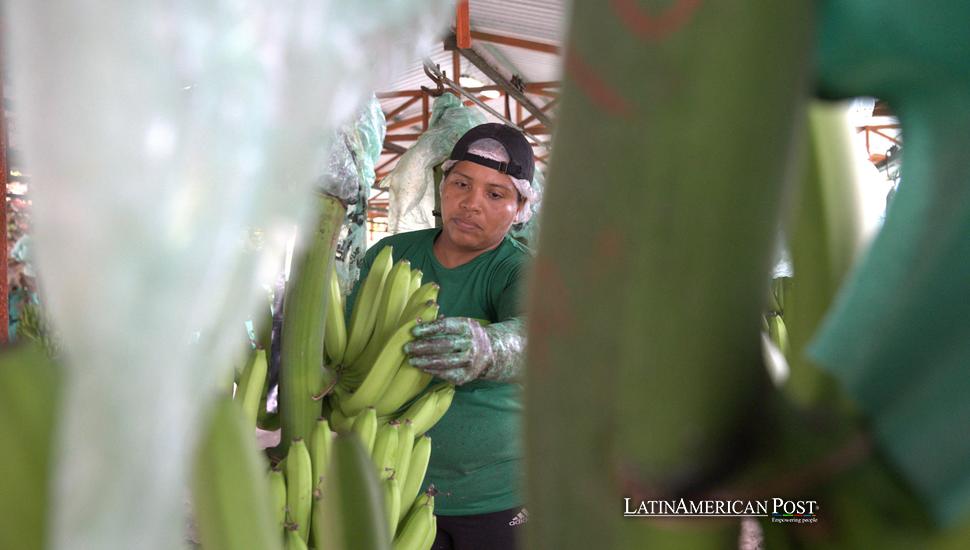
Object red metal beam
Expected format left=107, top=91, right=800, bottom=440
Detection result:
left=385, top=95, right=500, bottom=132
left=469, top=30, right=560, bottom=55
left=870, top=127, right=901, bottom=145
left=379, top=82, right=559, bottom=99
left=0, top=32, right=8, bottom=343
left=456, top=1, right=471, bottom=49
left=377, top=90, right=423, bottom=99
left=385, top=133, right=424, bottom=142
left=375, top=153, right=402, bottom=175
left=519, top=97, right=559, bottom=128
left=421, top=93, right=429, bottom=131
left=384, top=95, right=421, bottom=122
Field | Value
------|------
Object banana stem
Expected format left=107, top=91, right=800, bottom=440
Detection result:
left=524, top=1, right=813, bottom=547
left=279, top=192, right=346, bottom=453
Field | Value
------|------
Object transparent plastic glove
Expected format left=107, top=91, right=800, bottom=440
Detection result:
left=404, top=317, right=526, bottom=385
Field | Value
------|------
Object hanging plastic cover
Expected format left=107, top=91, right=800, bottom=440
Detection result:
left=332, top=95, right=387, bottom=290
left=385, top=93, right=486, bottom=233
left=4, top=1, right=453, bottom=548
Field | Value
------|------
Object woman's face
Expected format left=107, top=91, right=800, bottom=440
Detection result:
left=439, top=160, right=523, bottom=254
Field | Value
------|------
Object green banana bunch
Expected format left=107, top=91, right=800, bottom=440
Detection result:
left=397, top=384, right=455, bottom=437
left=339, top=318, right=424, bottom=416
left=408, top=269, right=423, bottom=297
left=352, top=407, right=379, bottom=455
left=369, top=259, right=413, bottom=359
left=286, top=438, right=314, bottom=543
left=342, top=279, right=411, bottom=389
left=373, top=356, right=433, bottom=416
left=344, top=246, right=395, bottom=366
left=191, top=399, right=282, bottom=550
left=394, top=493, right=435, bottom=550
left=279, top=193, right=346, bottom=452
left=313, top=432, right=391, bottom=550
left=235, top=348, right=268, bottom=430
left=325, top=264, right=348, bottom=366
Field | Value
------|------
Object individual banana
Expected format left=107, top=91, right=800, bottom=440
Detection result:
left=400, top=283, right=440, bottom=325
left=383, top=475, right=402, bottom=539
left=268, top=467, right=287, bottom=534
left=393, top=421, right=416, bottom=501
left=191, top=399, right=282, bottom=550
left=398, top=390, right=440, bottom=438
left=344, top=245, right=395, bottom=365
left=325, top=264, right=348, bottom=366
left=352, top=406, right=379, bottom=455
left=425, top=385, right=455, bottom=431
left=311, top=418, right=334, bottom=490
left=393, top=494, right=434, bottom=550
left=286, top=438, right=314, bottom=543
left=408, top=269, right=423, bottom=298
left=285, top=525, right=309, bottom=550
left=313, top=432, right=391, bottom=550
left=347, top=265, right=424, bottom=389
left=400, top=435, right=432, bottom=518
left=403, top=281, right=438, bottom=315
left=236, top=348, right=268, bottom=430
left=328, top=399, right=357, bottom=433
left=420, top=515, right=437, bottom=550
left=372, top=421, right=401, bottom=478
left=768, top=314, right=790, bottom=356
left=370, top=259, right=413, bottom=356
left=374, top=357, right=433, bottom=416
left=340, top=320, right=421, bottom=416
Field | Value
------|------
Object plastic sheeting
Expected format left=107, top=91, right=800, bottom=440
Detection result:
left=331, top=96, right=387, bottom=291
left=4, top=1, right=453, bottom=548
left=386, top=94, right=486, bottom=233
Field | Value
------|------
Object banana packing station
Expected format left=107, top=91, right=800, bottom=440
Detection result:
left=2, top=2, right=970, bottom=550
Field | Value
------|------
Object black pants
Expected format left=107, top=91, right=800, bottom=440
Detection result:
left=431, top=507, right=528, bottom=550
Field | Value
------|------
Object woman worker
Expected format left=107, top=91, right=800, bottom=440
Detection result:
left=348, top=122, right=538, bottom=549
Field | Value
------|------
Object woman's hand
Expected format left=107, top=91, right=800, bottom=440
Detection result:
left=404, top=317, right=526, bottom=385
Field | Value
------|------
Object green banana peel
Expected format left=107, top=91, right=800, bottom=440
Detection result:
left=524, top=0, right=813, bottom=547
left=191, top=399, right=281, bottom=550
left=0, top=344, right=60, bottom=550
left=313, top=432, right=390, bottom=550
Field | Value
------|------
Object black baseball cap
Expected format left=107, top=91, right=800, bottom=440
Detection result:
left=448, top=123, right=535, bottom=182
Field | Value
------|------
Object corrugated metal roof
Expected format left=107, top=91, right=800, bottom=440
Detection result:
left=470, top=0, right=567, bottom=44
left=376, top=0, right=566, bottom=173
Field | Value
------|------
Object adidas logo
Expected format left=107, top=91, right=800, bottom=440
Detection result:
left=508, top=508, right=530, bottom=526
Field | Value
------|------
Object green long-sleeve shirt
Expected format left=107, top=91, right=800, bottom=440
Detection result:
left=347, top=228, right=530, bottom=515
